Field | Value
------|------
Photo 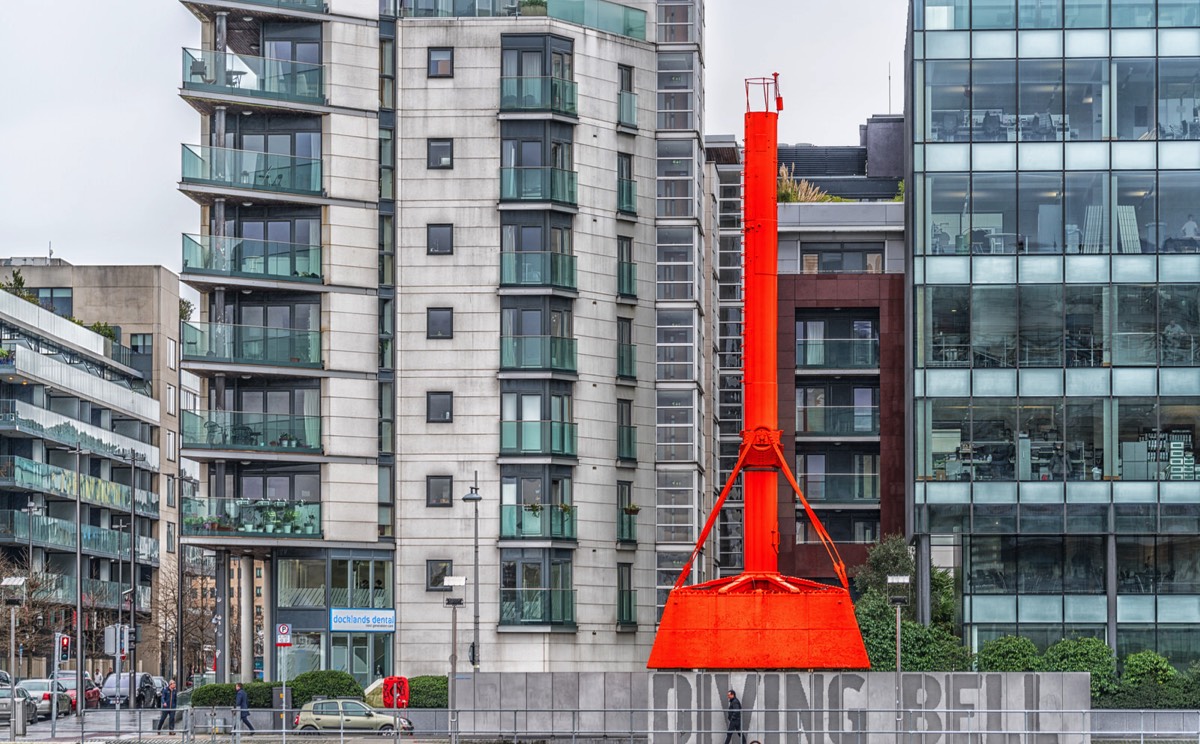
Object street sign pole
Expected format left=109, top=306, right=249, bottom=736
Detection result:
left=276, top=623, right=291, bottom=744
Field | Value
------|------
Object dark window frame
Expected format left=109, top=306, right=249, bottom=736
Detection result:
left=427, top=139, right=454, bottom=169
left=428, top=224, right=454, bottom=255
left=426, top=475, right=453, bottom=507
left=427, top=391, right=454, bottom=423
left=428, top=48, right=454, bottom=78
left=427, top=307, right=454, bottom=339
left=426, top=559, right=453, bottom=591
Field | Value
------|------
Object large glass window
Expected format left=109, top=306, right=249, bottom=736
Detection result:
left=1018, top=536, right=1063, bottom=593
left=1113, top=59, right=1156, bottom=141
left=1064, top=536, right=1106, bottom=592
left=925, top=0, right=970, bottom=29
left=1018, top=398, right=1064, bottom=480
left=1161, top=0, right=1200, bottom=27
left=972, top=399, right=1018, bottom=480
left=1018, top=0, right=1061, bottom=28
left=926, top=61, right=971, bottom=143
left=973, top=0, right=1014, bottom=28
left=1064, top=172, right=1109, bottom=254
left=1160, top=287, right=1200, bottom=365
left=923, top=285, right=971, bottom=367
left=1112, top=0, right=1155, bottom=26
left=1159, top=172, right=1200, bottom=254
left=1019, top=60, right=1064, bottom=142
left=926, top=174, right=970, bottom=254
left=969, top=536, right=1016, bottom=593
left=1113, top=172, right=1157, bottom=254
left=970, top=173, right=1018, bottom=253
left=1158, top=59, right=1200, bottom=141
left=972, top=286, right=1017, bottom=367
left=1115, top=397, right=1160, bottom=480
left=1019, top=284, right=1063, bottom=366
left=1065, top=399, right=1106, bottom=479
left=972, top=61, right=1017, bottom=142
left=278, top=558, right=326, bottom=607
left=1113, top=285, right=1158, bottom=365
left=1019, top=172, right=1064, bottom=253
left=1064, top=0, right=1106, bottom=27
left=1065, top=60, right=1110, bottom=141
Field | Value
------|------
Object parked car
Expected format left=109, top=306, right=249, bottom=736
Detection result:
left=0, top=670, right=12, bottom=687
left=58, top=677, right=102, bottom=711
left=0, top=686, right=37, bottom=722
left=18, top=679, right=71, bottom=720
left=294, top=699, right=414, bottom=735
left=150, top=676, right=168, bottom=704
left=100, top=672, right=157, bottom=709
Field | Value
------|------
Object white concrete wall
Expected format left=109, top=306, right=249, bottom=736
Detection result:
left=327, top=21, right=381, bottom=112
left=326, top=112, right=380, bottom=203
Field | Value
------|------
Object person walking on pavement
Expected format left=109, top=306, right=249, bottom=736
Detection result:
left=723, top=689, right=744, bottom=744
left=236, top=682, right=254, bottom=734
left=156, top=680, right=178, bottom=735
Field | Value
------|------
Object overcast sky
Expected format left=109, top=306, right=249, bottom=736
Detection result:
left=0, top=1, right=908, bottom=269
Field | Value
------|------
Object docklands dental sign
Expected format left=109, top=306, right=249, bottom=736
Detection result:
left=651, top=672, right=1091, bottom=744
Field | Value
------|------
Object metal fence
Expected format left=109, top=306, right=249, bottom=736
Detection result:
left=16, top=705, right=1200, bottom=744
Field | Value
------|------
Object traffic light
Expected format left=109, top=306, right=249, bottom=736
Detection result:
left=58, top=633, right=71, bottom=663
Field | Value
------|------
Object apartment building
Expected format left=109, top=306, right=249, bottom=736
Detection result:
left=909, top=0, right=1200, bottom=662
left=0, top=278, right=162, bottom=676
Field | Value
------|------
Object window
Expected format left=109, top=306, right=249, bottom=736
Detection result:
left=427, top=475, right=453, bottom=507
left=256, top=567, right=262, bottom=579
left=166, top=477, right=176, bottom=508
left=618, top=398, right=636, bottom=460
left=428, top=224, right=453, bottom=255
left=167, top=522, right=175, bottom=554
left=129, top=333, right=153, bottom=355
left=166, top=431, right=177, bottom=462
left=797, top=242, right=884, bottom=274
left=278, top=558, right=327, bottom=607
left=380, top=40, right=395, bottom=108
left=427, top=139, right=453, bottom=169
left=168, top=339, right=177, bottom=370
left=33, top=288, right=72, bottom=317
left=428, top=48, right=453, bottom=77
left=426, top=559, right=453, bottom=591
left=167, top=385, right=177, bottom=416
left=255, top=586, right=262, bottom=598
left=427, top=308, right=454, bottom=339
left=427, top=392, right=453, bottom=422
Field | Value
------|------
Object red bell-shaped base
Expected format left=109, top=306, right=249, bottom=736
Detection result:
left=647, top=572, right=870, bottom=670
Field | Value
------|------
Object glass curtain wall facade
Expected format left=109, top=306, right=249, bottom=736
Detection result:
left=911, top=0, right=1200, bottom=663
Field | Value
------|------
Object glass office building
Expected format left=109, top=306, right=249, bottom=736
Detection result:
left=910, top=0, right=1200, bottom=663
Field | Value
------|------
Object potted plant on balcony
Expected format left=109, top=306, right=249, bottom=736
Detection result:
left=263, top=509, right=277, bottom=534
left=184, top=516, right=206, bottom=531
left=623, top=503, right=641, bottom=516
left=280, top=507, right=297, bottom=534
left=524, top=501, right=543, bottom=515
left=304, top=513, right=317, bottom=535
left=558, top=502, right=573, bottom=515
left=279, top=433, right=296, bottom=448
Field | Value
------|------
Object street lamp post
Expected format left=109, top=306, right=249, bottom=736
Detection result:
left=887, top=574, right=911, bottom=743
left=461, top=474, right=481, bottom=672
left=20, top=500, right=41, bottom=679
left=121, top=450, right=144, bottom=695
left=444, top=577, right=465, bottom=744
left=72, top=445, right=86, bottom=726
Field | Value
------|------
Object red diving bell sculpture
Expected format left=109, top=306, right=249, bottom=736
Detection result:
left=647, top=75, right=870, bottom=670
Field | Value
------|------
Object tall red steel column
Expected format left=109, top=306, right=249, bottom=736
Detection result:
left=647, top=76, right=870, bottom=670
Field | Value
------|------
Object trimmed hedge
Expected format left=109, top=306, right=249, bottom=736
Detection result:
left=189, top=671, right=361, bottom=709
left=977, top=636, right=1040, bottom=672
left=408, top=676, right=448, bottom=708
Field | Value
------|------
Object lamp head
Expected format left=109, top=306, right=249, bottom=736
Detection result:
left=462, top=489, right=482, bottom=503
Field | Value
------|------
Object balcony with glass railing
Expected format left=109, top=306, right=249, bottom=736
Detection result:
left=0, top=399, right=158, bottom=468
left=42, top=574, right=151, bottom=611
left=500, top=77, right=577, bottom=116
left=182, top=410, right=322, bottom=453
left=499, top=504, right=576, bottom=540
left=796, top=338, right=880, bottom=370
left=616, top=508, right=637, bottom=543
left=500, top=252, right=576, bottom=290
left=0, top=511, right=156, bottom=562
left=500, top=336, right=577, bottom=373
left=799, top=473, right=881, bottom=503
left=182, top=234, right=321, bottom=284
left=500, top=420, right=577, bottom=456
left=182, top=145, right=321, bottom=196
left=618, top=179, right=636, bottom=214
left=500, top=167, right=577, bottom=205
left=400, top=0, right=646, bottom=40
left=617, top=588, right=636, bottom=626
left=0, top=456, right=159, bottom=518
left=181, top=322, right=321, bottom=369
left=215, top=0, right=325, bottom=10
left=617, top=343, right=635, bottom=378
left=618, top=91, right=638, bottom=128
left=182, top=49, right=324, bottom=106
left=182, top=497, right=321, bottom=539
left=617, top=261, right=636, bottom=297
left=499, top=588, right=575, bottom=626
left=795, top=406, right=880, bottom=437
left=618, top=425, right=636, bottom=460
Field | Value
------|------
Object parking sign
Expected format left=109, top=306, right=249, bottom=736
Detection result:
left=276, top=623, right=291, bottom=647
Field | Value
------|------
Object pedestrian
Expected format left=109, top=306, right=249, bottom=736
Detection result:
left=723, top=689, right=744, bottom=744
left=236, top=682, right=254, bottom=734
left=155, top=680, right=178, bottom=735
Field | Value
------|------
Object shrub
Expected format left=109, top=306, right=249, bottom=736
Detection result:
left=287, top=670, right=362, bottom=708
left=977, top=636, right=1041, bottom=672
left=1122, top=650, right=1177, bottom=687
left=408, top=676, right=448, bottom=708
left=1040, top=637, right=1117, bottom=697
left=190, top=682, right=275, bottom=708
